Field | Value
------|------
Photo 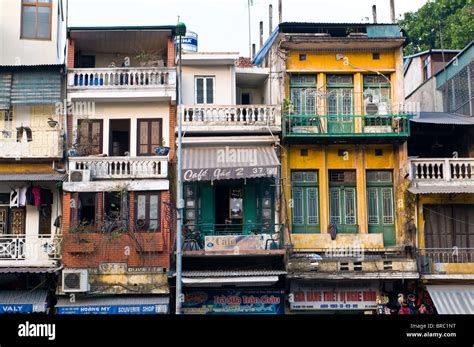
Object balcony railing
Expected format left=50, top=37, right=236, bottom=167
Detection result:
left=183, top=105, right=280, bottom=129
left=409, top=158, right=474, bottom=183
left=0, top=234, right=61, bottom=264
left=67, top=67, right=176, bottom=91
left=283, top=114, right=410, bottom=138
left=0, top=116, right=62, bottom=158
left=68, top=156, right=168, bottom=179
left=417, top=248, right=474, bottom=274
left=182, top=223, right=283, bottom=251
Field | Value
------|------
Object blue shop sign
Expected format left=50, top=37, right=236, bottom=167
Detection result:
left=0, top=304, right=46, bottom=313
left=183, top=289, right=284, bottom=315
left=57, top=304, right=168, bottom=315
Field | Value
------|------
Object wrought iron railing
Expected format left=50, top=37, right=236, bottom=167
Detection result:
left=182, top=223, right=283, bottom=251
left=417, top=248, right=474, bottom=274
left=283, top=114, right=410, bottom=137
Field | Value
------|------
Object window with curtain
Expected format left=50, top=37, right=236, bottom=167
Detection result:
left=195, top=76, right=215, bottom=104
left=21, top=0, right=52, bottom=40
left=135, top=192, right=161, bottom=232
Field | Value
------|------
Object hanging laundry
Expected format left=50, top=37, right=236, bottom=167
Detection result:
left=32, top=186, right=41, bottom=208
left=26, top=186, right=35, bottom=205
left=10, top=188, right=19, bottom=208
left=16, top=127, right=33, bottom=142
left=18, top=187, right=27, bottom=207
left=40, top=188, right=53, bottom=205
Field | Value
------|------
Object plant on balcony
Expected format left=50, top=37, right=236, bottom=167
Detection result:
left=135, top=50, right=162, bottom=67
left=282, top=98, right=294, bottom=114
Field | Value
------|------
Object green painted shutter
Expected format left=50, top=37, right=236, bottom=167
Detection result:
left=243, top=184, right=257, bottom=234
left=199, top=185, right=215, bottom=234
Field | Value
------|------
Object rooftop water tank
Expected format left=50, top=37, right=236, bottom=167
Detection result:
left=175, top=30, right=198, bottom=53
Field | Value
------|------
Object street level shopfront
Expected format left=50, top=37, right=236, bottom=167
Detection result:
left=182, top=143, right=281, bottom=252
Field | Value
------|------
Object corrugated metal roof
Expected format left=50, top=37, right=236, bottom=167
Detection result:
left=11, top=71, right=62, bottom=105
left=0, top=73, right=11, bottom=110
left=427, top=285, right=474, bottom=314
left=56, top=295, right=169, bottom=307
left=0, top=290, right=47, bottom=312
left=410, top=112, right=474, bottom=125
left=182, top=270, right=286, bottom=277
left=0, top=173, right=67, bottom=181
left=408, top=186, right=474, bottom=195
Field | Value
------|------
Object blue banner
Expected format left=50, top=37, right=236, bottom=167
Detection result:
left=0, top=304, right=45, bottom=313
left=183, top=289, right=284, bottom=315
left=57, top=304, right=168, bottom=315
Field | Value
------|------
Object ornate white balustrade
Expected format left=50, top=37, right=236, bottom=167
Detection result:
left=0, top=234, right=61, bottom=266
left=182, top=105, right=280, bottom=131
left=409, top=158, right=474, bottom=182
left=68, top=156, right=168, bottom=179
left=67, top=67, right=176, bottom=90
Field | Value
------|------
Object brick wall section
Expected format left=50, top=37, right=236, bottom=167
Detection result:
left=62, top=192, right=71, bottom=234
left=66, top=111, right=73, bottom=148
left=61, top=191, right=171, bottom=270
left=167, top=36, right=175, bottom=67
left=168, top=102, right=176, bottom=160
left=129, top=192, right=135, bottom=233
left=67, top=39, right=75, bottom=68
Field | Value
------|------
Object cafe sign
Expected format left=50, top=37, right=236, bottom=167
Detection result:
left=290, top=282, right=378, bottom=311
left=183, top=166, right=278, bottom=182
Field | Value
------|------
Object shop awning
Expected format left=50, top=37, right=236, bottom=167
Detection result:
left=183, top=145, right=279, bottom=182
left=408, top=186, right=474, bottom=194
left=56, top=295, right=169, bottom=314
left=0, top=173, right=67, bottom=181
left=427, top=285, right=474, bottom=314
left=0, top=267, right=61, bottom=274
left=182, top=270, right=285, bottom=287
left=0, top=290, right=47, bottom=313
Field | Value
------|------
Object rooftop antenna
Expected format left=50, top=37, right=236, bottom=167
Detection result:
left=248, top=0, right=253, bottom=57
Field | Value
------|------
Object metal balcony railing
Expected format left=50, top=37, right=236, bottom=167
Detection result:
left=283, top=114, right=410, bottom=138
left=182, top=223, right=283, bottom=251
left=417, top=248, right=474, bottom=274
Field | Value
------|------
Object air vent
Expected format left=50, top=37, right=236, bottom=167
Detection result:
left=353, top=261, right=363, bottom=271
left=383, top=261, right=393, bottom=270
left=339, top=262, right=350, bottom=271
left=330, top=170, right=356, bottom=183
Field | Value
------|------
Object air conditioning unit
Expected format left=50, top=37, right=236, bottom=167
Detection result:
left=62, top=269, right=89, bottom=293
left=69, top=170, right=91, bottom=182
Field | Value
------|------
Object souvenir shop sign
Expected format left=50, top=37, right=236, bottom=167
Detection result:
left=183, top=290, right=283, bottom=315
left=290, top=282, right=378, bottom=311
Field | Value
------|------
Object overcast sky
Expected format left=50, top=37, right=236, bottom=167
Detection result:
left=68, top=0, right=428, bottom=56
